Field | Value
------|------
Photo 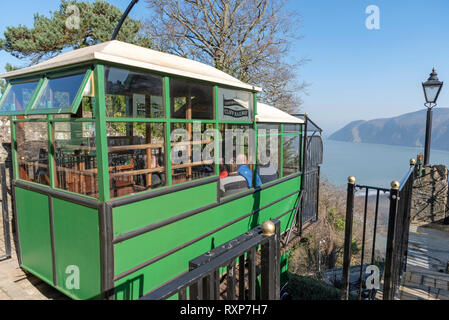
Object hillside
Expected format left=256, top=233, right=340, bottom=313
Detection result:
left=329, top=108, right=449, bottom=151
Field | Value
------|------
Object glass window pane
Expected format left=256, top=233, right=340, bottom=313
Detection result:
left=16, top=121, right=49, bottom=185
left=284, top=124, right=301, bottom=133
left=218, top=88, right=253, bottom=121
left=107, top=122, right=166, bottom=198
left=258, top=123, right=280, bottom=134
left=54, top=122, right=98, bottom=198
left=283, top=135, right=300, bottom=176
left=170, top=79, right=213, bottom=120
left=257, top=134, right=280, bottom=185
left=171, top=122, right=215, bottom=185
left=105, top=67, right=164, bottom=118
left=0, top=81, right=39, bottom=113
left=218, top=124, right=255, bottom=197
left=35, top=73, right=86, bottom=110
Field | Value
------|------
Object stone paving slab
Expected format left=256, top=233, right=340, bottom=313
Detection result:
left=0, top=229, right=67, bottom=300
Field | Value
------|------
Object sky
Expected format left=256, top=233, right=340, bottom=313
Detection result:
left=1, top=0, right=449, bottom=135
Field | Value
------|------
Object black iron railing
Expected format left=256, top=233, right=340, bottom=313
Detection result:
left=341, top=161, right=416, bottom=300
left=140, top=220, right=281, bottom=300
left=294, top=114, right=323, bottom=230
left=0, top=163, right=11, bottom=261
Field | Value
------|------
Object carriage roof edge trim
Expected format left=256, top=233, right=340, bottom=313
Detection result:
left=256, top=103, right=304, bottom=124
left=0, top=40, right=262, bottom=93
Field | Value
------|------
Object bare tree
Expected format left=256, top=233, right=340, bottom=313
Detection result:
left=145, top=0, right=307, bottom=113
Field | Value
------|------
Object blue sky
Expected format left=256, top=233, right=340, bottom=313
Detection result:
left=1, top=1, right=449, bottom=134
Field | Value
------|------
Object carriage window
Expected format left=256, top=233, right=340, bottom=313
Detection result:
left=218, top=124, right=255, bottom=198
left=218, top=88, right=253, bottom=121
left=170, top=79, right=213, bottom=120
left=283, top=135, right=300, bottom=177
left=107, top=122, right=166, bottom=198
left=34, top=73, right=86, bottom=111
left=284, top=124, right=301, bottom=133
left=105, top=67, right=164, bottom=118
left=15, top=121, right=49, bottom=185
left=54, top=122, right=98, bottom=198
left=171, top=123, right=215, bottom=185
left=0, top=81, right=39, bottom=113
left=257, top=124, right=280, bottom=185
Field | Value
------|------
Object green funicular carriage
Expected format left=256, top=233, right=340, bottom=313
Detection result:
left=0, top=40, right=307, bottom=300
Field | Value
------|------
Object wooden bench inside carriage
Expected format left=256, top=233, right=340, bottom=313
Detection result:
left=50, top=136, right=214, bottom=198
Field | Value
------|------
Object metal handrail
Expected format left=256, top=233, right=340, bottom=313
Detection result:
left=140, top=220, right=281, bottom=300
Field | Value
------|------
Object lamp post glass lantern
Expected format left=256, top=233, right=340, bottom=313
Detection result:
left=422, top=68, right=443, bottom=106
left=422, top=68, right=443, bottom=166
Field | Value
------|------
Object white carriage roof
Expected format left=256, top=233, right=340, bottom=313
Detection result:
left=0, top=40, right=262, bottom=92
left=256, top=103, right=304, bottom=124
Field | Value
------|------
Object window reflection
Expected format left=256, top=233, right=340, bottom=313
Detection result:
left=107, top=122, right=166, bottom=198
left=54, top=122, right=98, bottom=197
left=0, top=81, right=39, bottom=113
left=16, top=122, right=49, bottom=185
left=35, top=73, right=86, bottom=110
left=218, top=124, right=256, bottom=197
left=105, top=67, right=164, bottom=118
left=257, top=125, right=280, bottom=185
left=171, top=123, right=215, bottom=185
left=170, top=78, right=213, bottom=120
left=283, top=135, right=300, bottom=176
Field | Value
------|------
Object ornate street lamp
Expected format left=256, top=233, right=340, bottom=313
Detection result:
left=422, top=68, right=443, bottom=166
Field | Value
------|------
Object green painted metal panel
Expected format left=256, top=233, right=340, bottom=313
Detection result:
left=113, top=182, right=217, bottom=237
left=93, top=64, right=110, bottom=201
left=15, top=187, right=53, bottom=284
left=52, top=198, right=101, bottom=300
left=113, top=176, right=301, bottom=298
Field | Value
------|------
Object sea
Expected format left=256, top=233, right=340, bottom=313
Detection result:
left=321, top=139, right=449, bottom=189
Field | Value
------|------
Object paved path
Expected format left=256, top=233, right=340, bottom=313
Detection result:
left=398, top=225, right=449, bottom=300
left=0, top=217, right=67, bottom=300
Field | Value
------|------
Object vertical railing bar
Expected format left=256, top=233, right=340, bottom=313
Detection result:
left=178, top=287, right=187, bottom=300
left=248, top=247, right=256, bottom=300
left=226, top=260, right=236, bottom=300
left=383, top=183, right=399, bottom=300
left=341, top=177, right=355, bottom=300
left=213, top=268, right=220, bottom=300
left=371, top=189, right=380, bottom=265
left=315, top=167, right=320, bottom=221
left=358, top=187, right=369, bottom=300
left=238, top=254, right=245, bottom=300
left=0, top=163, right=11, bottom=261
left=203, top=272, right=213, bottom=300
left=261, top=233, right=276, bottom=300
left=196, top=278, right=203, bottom=300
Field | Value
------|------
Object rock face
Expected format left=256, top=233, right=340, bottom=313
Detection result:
left=411, top=165, right=449, bottom=225
left=329, top=108, right=449, bottom=151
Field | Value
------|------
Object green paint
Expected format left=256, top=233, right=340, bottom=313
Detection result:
left=113, top=176, right=301, bottom=297
left=10, top=116, right=18, bottom=180
left=15, top=187, right=53, bottom=284
left=112, top=183, right=217, bottom=236
left=52, top=198, right=101, bottom=300
left=280, top=124, right=284, bottom=178
left=26, top=78, right=48, bottom=114
left=93, top=65, right=110, bottom=201
left=164, top=76, right=172, bottom=186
